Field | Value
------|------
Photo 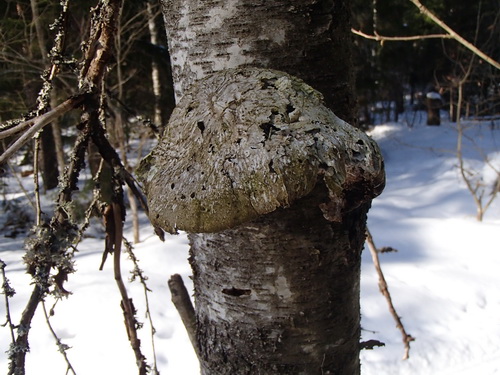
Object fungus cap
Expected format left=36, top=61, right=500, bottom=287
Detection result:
left=138, top=68, right=384, bottom=233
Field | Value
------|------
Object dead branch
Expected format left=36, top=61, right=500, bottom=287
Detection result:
left=33, top=137, right=42, bottom=225
left=0, top=95, right=86, bottom=163
left=123, top=238, right=160, bottom=375
left=8, top=122, right=92, bottom=374
left=41, top=301, right=77, bottom=375
left=351, top=28, right=453, bottom=42
left=80, top=1, right=124, bottom=89
left=168, top=274, right=200, bottom=360
left=88, top=116, right=165, bottom=241
left=6, top=1, right=128, bottom=374
left=0, top=259, right=16, bottom=344
left=111, top=202, right=148, bottom=375
left=352, top=1, right=500, bottom=71
left=408, top=0, right=500, bottom=70
left=365, top=229, right=415, bottom=360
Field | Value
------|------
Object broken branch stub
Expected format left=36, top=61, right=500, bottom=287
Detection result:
left=138, top=68, right=384, bottom=233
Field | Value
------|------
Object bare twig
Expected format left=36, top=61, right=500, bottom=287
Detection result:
left=8, top=111, right=92, bottom=375
left=352, top=0, right=500, bottom=71
left=0, top=95, right=86, bottom=164
left=41, top=300, right=77, bottom=375
left=365, top=229, right=415, bottom=360
left=33, top=137, right=43, bottom=225
left=0, top=120, right=36, bottom=140
left=6, top=161, right=36, bottom=211
left=452, top=50, right=496, bottom=221
left=0, top=259, right=16, bottom=344
left=408, top=0, right=500, bottom=70
left=168, top=274, right=200, bottom=360
left=352, top=28, right=453, bottom=42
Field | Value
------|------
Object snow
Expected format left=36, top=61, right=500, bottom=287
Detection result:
left=1, top=114, right=500, bottom=374
left=426, top=91, right=442, bottom=100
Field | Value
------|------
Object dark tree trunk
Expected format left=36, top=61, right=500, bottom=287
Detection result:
left=189, top=183, right=368, bottom=374
left=426, top=96, right=442, bottom=126
left=40, top=124, right=60, bottom=190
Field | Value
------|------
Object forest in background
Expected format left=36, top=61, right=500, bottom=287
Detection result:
left=1, top=1, right=499, bottom=167
left=0, top=1, right=499, bottom=374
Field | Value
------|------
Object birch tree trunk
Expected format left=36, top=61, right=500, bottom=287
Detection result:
left=146, top=0, right=164, bottom=127
left=161, top=0, right=357, bottom=124
left=153, top=2, right=382, bottom=374
left=189, top=188, right=370, bottom=374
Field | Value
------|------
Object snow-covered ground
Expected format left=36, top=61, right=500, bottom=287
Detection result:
left=1, top=114, right=499, bottom=374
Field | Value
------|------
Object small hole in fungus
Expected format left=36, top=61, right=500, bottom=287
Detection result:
left=269, top=160, right=276, bottom=173
left=197, top=121, right=205, bottom=134
left=180, top=194, right=186, bottom=200
left=356, top=139, right=365, bottom=145
left=352, top=151, right=363, bottom=159
left=171, top=183, right=175, bottom=189
left=190, top=192, right=195, bottom=198
left=260, top=78, right=276, bottom=89
left=260, top=122, right=280, bottom=139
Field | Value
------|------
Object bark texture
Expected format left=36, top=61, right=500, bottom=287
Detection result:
left=189, top=184, right=369, bottom=375
left=160, top=0, right=356, bottom=124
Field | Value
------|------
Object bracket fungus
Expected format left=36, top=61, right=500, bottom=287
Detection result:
left=138, top=68, right=384, bottom=233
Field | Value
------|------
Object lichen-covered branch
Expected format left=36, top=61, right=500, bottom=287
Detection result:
left=0, top=259, right=16, bottom=344
left=7, top=2, right=126, bottom=374
left=41, top=301, right=77, bottom=375
left=111, top=202, right=149, bottom=375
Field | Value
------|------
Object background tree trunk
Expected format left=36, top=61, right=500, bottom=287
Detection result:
left=146, top=0, right=164, bottom=127
left=39, top=125, right=59, bottom=190
left=30, top=0, right=61, bottom=190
